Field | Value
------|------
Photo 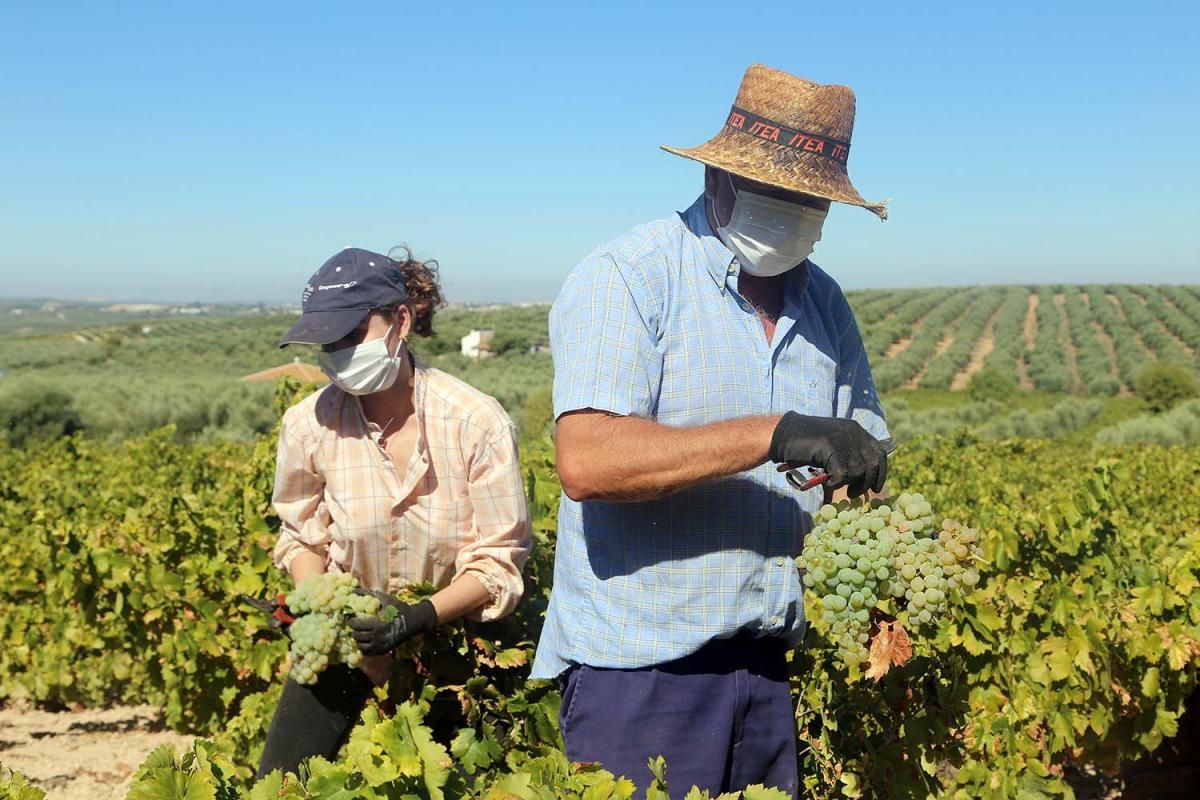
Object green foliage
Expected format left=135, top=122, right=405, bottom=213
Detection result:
left=1094, top=398, right=1200, bottom=446
left=919, top=291, right=1006, bottom=390
left=7, top=286, right=1200, bottom=451
left=885, top=395, right=1105, bottom=443
left=489, top=329, right=533, bottom=356
left=849, top=284, right=1200, bottom=397
left=0, top=427, right=284, bottom=731
left=0, top=382, right=82, bottom=447
left=1024, top=287, right=1070, bottom=393
left=127, top=741, right=236, bottom=800
left=518, top=385, right=554, bottom=443
left=0, top=765, right=46, bottom=800
left=978, top=398, right=1103, bottom=440
left=793, top=440, right=1200, bottom=798
left=4, top=361, right=1200, bottom=798
left=418, top=352, right=552, bottom=414
left=1135, top=361, right=1199, bottom=414
left=871, top=288, right=985, bottom=393
left=966, top=366, right=1017, bottom=404
left=129, top=709, right=789, bottom=800
left=0, top=305, right=553, bottom=443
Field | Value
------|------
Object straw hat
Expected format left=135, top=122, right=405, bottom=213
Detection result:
left=662, top=64, right=887, bottom=219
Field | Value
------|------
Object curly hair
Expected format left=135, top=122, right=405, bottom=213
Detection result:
left=386, top=246, right=445, bottom=338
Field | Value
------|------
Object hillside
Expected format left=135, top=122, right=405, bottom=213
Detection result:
left=847, top=284, right=1200, bottom=394
left=1, top=285, right=1196, bottom=443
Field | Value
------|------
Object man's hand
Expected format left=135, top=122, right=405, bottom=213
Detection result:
left=770, top=412, right=888, bottom=498
left=347, top=593, right=437, bottom=656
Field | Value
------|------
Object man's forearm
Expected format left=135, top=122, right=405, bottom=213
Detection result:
left=555, top=411, right=781, bottom=502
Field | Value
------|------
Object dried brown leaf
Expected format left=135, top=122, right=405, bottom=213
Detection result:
left=866, top=609, right=913, bottom=681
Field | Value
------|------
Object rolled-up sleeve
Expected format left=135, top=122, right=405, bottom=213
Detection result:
left=550, top=253, right=663, bottom=420
left=271, top=414, right=333, bottom=573
left=455, top=423, right=532, bottom=621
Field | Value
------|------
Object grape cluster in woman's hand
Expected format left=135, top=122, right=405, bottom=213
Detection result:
left=284, top=573, right=382, bottom=685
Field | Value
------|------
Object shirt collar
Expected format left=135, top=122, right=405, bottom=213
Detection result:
left=336, top=352, right=428, bottom=448
left=681, top=194, right=737, bottom=292
left=680, top=193, right=811, bottom=296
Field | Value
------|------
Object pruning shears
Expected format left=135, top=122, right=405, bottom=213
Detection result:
left=239, top=592, right=296, bottom=632
left=779, top=437, right=900, bottom=492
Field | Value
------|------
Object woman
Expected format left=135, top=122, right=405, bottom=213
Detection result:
left=256, top=246, right=532, bottom=777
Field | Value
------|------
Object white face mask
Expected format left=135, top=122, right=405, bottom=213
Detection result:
left=317, top=323, right=406, bottom=395
left=717, top=183, right=829, bottom=278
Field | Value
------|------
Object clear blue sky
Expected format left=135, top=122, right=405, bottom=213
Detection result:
left=1, top=1, right=1197, bottom=304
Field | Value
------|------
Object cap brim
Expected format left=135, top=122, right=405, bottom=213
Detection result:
left=278, top=309, right=369, bottom=348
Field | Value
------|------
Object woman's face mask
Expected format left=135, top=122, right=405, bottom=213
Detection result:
left=716, top=178, right=829, bottom=278
left=317, top=322, right=405, bottom=395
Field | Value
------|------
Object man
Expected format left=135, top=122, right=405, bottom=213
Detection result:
left=530, top=65, right=891, bottom=796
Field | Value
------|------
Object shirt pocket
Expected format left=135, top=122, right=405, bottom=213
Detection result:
left=776, top=341, right=838, bottom=417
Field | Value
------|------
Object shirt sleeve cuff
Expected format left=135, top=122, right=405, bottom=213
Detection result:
left=273, top=535, right=327, bottom=573
left=459, top=566, right=515, bottom=623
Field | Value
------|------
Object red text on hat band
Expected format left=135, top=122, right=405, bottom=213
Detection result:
left=725, top=106, right=850, bottom=164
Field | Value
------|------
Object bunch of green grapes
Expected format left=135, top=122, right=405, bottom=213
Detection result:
left=796, top=493, right=981, bottom=669
left=284, top=572, right=382, bottom=684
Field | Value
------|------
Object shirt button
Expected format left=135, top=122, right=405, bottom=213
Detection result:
left=776, top=557, right=786, bottom=567
left=771, top=616, right=781, bottom=626
left=727, top=263, right=737, bottom=275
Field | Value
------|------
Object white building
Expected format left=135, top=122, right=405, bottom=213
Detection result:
left=461, top=329, right=495, bottom=359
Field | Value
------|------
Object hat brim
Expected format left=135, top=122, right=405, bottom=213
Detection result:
left=278, top=308, right=370, bottom=349
left=662, top=136, right=888, bottom=220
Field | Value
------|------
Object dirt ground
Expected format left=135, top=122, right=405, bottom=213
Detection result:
left=0, top=704, right=192, bottom=800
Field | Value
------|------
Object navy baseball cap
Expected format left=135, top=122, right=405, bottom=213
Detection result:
left=279, top=248, right=410, bottom=348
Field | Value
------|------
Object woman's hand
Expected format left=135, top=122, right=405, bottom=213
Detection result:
left=347, top=597, right=437, bottom=655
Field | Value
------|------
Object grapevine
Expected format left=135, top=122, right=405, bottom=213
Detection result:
left=284, top=573, right=381, bottom=685
left=796, top=492, right=981, bottom=673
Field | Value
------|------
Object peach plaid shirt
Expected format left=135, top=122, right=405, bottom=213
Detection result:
left=271, top=363, right=531, bottom=621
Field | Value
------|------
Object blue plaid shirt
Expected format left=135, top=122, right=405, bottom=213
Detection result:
left=530, top=195, right=888, bottom=678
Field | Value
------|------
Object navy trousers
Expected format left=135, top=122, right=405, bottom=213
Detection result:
left=558, top=634, right=798, bottom=798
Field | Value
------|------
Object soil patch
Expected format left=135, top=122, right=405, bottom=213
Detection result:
left=0, top=704, right=192, bottom=800
left=1023, top=291, right=1039, bottom=350
left=905, top=331, right=956, bottom=390
left=1090, top=317, right=1128, bottom=396
left=1106, top=293, right=1154, bottom=359
left=1141, top=291, right=1198, bottom=360
left=950, top=303, right=1003, bottom=390
left=1054, top=293, right=1082, bottom=392
left=884, top=307, right=931, bottom=360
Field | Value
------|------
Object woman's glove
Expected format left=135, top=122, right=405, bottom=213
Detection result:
left=347, top=589, right=437, bottom=656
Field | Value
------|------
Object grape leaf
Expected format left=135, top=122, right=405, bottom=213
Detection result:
left=866, top=610, right=912, bottom=681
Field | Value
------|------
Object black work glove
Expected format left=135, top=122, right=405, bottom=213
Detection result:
left=769, top=411, right=889, bottom=498
left=347, top=590, right=437, bottom=656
